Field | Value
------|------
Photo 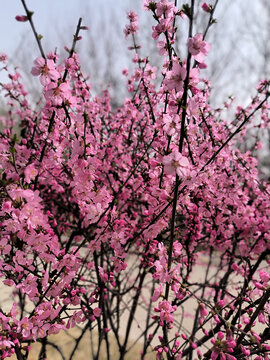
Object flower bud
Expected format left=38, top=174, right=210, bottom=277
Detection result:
left=15, top=15, right=28, bottom=22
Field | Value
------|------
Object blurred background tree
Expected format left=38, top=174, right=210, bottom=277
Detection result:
left=2, top=0, right=270, bottom=176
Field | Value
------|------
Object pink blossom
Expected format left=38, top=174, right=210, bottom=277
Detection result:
left=32, top=322, right=51, bottom=340
left=0, top=338, right=15, bottom=349
left=165, top=61, right=187, bottom=92
left=152, top=18, right=172, bottom=40
left=199, top=303, right=208, bottom=317
left=163, top=150, right=190, bottom=177
left=124, top=23, right=138, bottom=38
left=187, top=97, right=200, bottom=118
left=173, top=241, right=182, bottom=256
left=47, top=323, right=64, bottom=335
left=258, top=310, right=266, bottom=324
left=157, top=40, right=169, bottom=55
left=24, top=163, right=38, bottom=183
left=188, top=33, right=210, bottom=63
left=144, top=64, right=157, bottom=79
left=153, top=259, right=169, bottom=282
left=152, top=284, right=163, bottom=302
left=31, top=57, right=60, bottom=86
left=156, top=0, right=176, bottom=19
left=211, top=350, right=219, bottom=360
left=240, top=345, right=250, bottom=356
left=93, top=307, right=102, bottom=317
left=98, top=266, right=109, bottom=282
left=143, top=0, right=157, bottom=11
left=226, top=355, right=237, bottom=360
left=17, top=317, right=33, bottom=339
left=155, top=300, right=177, bottom=327
left=1, top=201, right=12, bottom=213
left=226, top=329, right=236, bottom=349
left=163, top=114, right=180, bottom=136
left=0, top=53, right=7, bottom=62
left=259, top=270, right=270, bottom=283
left=44, top=81, right=70, bottom=106
left=127, top=10, right=138, bottom=22
left=124, top=11, right=138, bottom=38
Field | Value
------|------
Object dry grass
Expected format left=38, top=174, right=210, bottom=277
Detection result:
left=10, top=326, right=156, bottom=360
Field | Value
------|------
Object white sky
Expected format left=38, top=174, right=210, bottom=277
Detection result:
left=1, top=0, right=269, bottom=107
left=1, top=0, right=138, bottom=57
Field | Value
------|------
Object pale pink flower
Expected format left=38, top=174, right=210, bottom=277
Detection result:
left=98, top=266, right=109, bottom=282
left=144, top=64, right=157, bottom=80
left=173, top=241, right=182, bottom=256
left=163, top=114, right=180, bottom=136
left=187, top=97, right=200, bottom=119
left=143, top=0, right=157, bottom=11
left=152, top=18, right=172, bottom=40
left=163, top=151, right=190, bottom=177
left=44, top=81, right=70, bottom=105
left=189, top=67, right=200, bottom=86
left=151, top=284, right=163, bottom=302
left=188, top=33, right=210, bottom=63
left=153, top=259, right=169, bottom=282
left=0, top=53, right=7, bottom=63
left=124, top=11, right=138, bottom=38
left=18, top=317, right=33, bottom=339
left=47, top=323, right=64, bottom=335
left=156, top=0, right=176, bottom=19
left=31, top=57, right=60, bottom=86
left=24, top=163, right=38, bottom=183
left=0, top=338, right=14, bottom=349
left=165, top=61, right=187, bottom=92
left=93, top=307, right=102, bottom=317
left=154, top=300, right=177, bottom=327
left=157, top=40, right=168, bottom=55
left=127, top=10, right=138, bottom=22
left=32, top=322, right=50, bottom=340
left=259, top=270, right=270, bottom=283
left=258, top=310, right=266, bottom=324
left=124, top=23, right=138, bottom=38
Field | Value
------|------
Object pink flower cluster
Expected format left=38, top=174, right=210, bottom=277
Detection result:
left=124, top=11, right=138, bottom=39
left=154, top=300, right=177, bottom=327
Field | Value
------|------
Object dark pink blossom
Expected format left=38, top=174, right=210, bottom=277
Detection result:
left=202, top=3, right=211, bottom=12
left=15, top=15, right=28, bottom=22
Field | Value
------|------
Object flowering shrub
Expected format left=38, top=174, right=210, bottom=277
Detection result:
left=0, top=0, right=270, bottom=359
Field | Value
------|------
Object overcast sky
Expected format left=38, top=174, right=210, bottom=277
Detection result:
left=1, top=0, right=269, bottom=107
left=1, top=0, right=137, bottom=57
